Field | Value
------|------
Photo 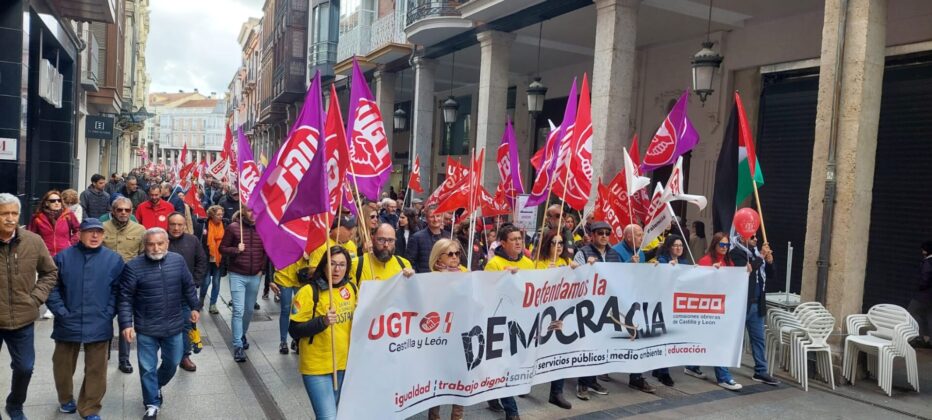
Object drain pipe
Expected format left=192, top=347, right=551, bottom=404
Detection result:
left=815, top=0, right=849, bottom=304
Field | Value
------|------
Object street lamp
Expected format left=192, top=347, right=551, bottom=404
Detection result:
left=691, top=0, right=723, bottom=106
left=393, top=107, right=407, bottom=131
left=527, top=77, right=547, bottom=114
left=441, top=96, right=458, bottom=125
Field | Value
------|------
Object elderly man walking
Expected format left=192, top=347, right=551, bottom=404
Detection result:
left=167, top=213, right=207, bottom=372
left=47, top=218, right=124, bottom=420
left=102, top=196, right=146, bottom=375
left=119, top=228, right=201, bottom=420
left=0, top=193, right=58, bottom=420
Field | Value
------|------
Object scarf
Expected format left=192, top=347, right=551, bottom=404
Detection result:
left=732, top=235, right=767, bottom=289
left=43, top=208, right=63, bottom=223
left=207, top=219, right=225, bottom=265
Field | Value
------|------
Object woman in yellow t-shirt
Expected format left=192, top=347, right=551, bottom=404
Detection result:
left=425, top=238, right=466, bottom=419
left=534, top=230, right=581, bottom=270
left=289, top=246, right=357, bottom=420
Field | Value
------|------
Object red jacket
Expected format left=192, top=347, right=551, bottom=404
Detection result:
left=28, top=210, right=79, bottom=257
left=135, top=199, right=174, bottom=230
left=697, top=252, right=733, bottom=267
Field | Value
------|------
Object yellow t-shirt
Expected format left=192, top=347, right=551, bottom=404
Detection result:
left=274, top=259, right=307, bottom=288
left=485, top=254, right=535, bottom=272
left=307, top=239, right=359, bottom=269
left=534, top=257, right=571, bottom=270
left=290, top=280, right=357, bottom=375
left=349, top=253, right=412, bottom=283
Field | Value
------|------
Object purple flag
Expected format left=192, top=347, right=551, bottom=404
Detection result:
left=236, top=127, right=260, bottom=205
left=497, top=116, right=524, bottom=206
left=640, top=90, right=699, bottom=172
left=526, top=79, right=578, bottom=207
left=346, top=59, right=392, bottom=201
left=247, top=71, right=327, bottom=269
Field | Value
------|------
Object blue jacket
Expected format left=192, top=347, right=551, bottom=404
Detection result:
left=612, top=241, right=646, bottom=263
left=118, top=252, right=201, bottom=338
left=47, top=243, right=124, bottom=343
left=405, top=228, right=451, bottom=273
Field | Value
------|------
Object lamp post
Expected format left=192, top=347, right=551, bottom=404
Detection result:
left=691, top=0, right=723, bottom=106
left=393, top=107, right=407, bottom=131
left=527, top=21, right=548, bottom=183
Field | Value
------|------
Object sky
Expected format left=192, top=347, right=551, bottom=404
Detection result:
left=147, top=0, right=263, bottom=95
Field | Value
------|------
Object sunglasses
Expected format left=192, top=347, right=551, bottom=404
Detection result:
left=551, top=239, right=563, bottom=245
left=47, top=198, right=62, bottom=203
left=594, top=230, right=611, bottom=237
left=717, top=242, right=730, bottom=248
left=115, top=208, right=132, bottom=213
left=443, top=251, right=459, bottom=258
left=369, top=214, right=377, bottom=219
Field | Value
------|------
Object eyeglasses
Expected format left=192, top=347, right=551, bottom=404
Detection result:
left=551, top=239, right=563, bottom=245
left=47, top=198, right=61, bottom=203
left=115, top=208, right=132, bottom=213
left=331, top=262, right=348, bottom=269
left=443, top=251, right=459, bottom=258
left=717, top=242, right=730, bottom=248
left=594, top=230, right=611, bottom=237
left=374, top=237, right=395, bottom=244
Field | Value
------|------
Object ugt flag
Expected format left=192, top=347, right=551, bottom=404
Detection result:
left=641, top=91, right=699, bottom=172
left=527, top=79, right=577, bottom=207
left=347, top=59, right=392, bottom=201
left=496, top=117, right=523, bottom=205
left=551, top=73, right=593, bottom=211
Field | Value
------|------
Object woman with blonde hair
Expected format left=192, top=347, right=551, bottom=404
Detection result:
left=426, top=238, right=465, bottom=419
left=61, top=188, right=82, bottom=222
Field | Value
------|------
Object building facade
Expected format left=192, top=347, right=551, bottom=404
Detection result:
left=147, top=92, right=226, bottom=164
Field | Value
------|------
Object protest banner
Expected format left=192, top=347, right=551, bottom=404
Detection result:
left=338, top=263, right=748, bottom=419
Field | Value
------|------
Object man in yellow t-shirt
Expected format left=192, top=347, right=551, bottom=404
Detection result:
left=306, top=215, right=359, bottom=269
left=485, top=224, right=534, bottom=272
left=350, top=223, right=414, bottom=284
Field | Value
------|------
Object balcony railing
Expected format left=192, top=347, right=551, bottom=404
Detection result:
left=312, top=40, right=338, bottom=67
left=336, top=26, right=361, bottom=63
left=406, top=0, right=466, bottom=27
left=371, top=7, right=407, bottom=51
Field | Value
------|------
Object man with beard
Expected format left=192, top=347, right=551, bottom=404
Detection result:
left=167, top=213, right=207, bottom=372
left=135, top=185, right=174, bottom=230
left=118, top=228, right=200, bottom=420
left=102, top=197, right=146, bottom=374
left=120, top=176, right=147, bottom=210
left=349, top=223, right=413, bottom=284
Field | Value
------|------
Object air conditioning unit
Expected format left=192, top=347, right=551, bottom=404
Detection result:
left=38, top=59, right=63, bottom=108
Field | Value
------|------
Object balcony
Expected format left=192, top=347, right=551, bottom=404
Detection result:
left=404, top=0, right=472, bottom=46
left=80, top=25, right=99, bottom=92
left=456, top=0, right=544, bottom=23
left=53, top=0, right=116, bottom=24
left=334, top=7, right=412, bottom=76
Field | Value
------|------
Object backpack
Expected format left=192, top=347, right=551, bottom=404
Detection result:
left=354, top=253, right=409, bottom=285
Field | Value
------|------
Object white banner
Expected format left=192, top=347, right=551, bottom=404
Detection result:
left=337, top=264, right=748, bottom=419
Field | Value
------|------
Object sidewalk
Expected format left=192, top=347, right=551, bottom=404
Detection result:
left=2, top=277, right=929, bottom=419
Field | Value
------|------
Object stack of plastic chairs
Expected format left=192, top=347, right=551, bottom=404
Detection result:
left=764, top=301, right=836, bottom=390
left=842, top=304, right=920, bottom=396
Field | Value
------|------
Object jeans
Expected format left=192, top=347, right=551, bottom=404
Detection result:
left=181, top=303, right=193, bottom=357
left=230, top=273, right=260, bottom=348
left=136, top=333, right=183, bottom=407
left=0, top=323, right=35, bottom=411
left=200, top=263, right=223, bottom=306
left=302, top=371, right=345, bottom=420
left=499, top=396, right=518, bottom=416
left=746, top=303, right=769, bottom=375
left=278, top=286, right=296, bottom=342
left=686, top=365, right=733, bottom=383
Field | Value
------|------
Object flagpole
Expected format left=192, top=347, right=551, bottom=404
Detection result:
left=348, top=176, right=378, bottom=282
left=751, top=180, right=769, bottom=245
left=466, top=148, right=480, bottom=269
left=668, top=205, right=696, bottom=263
left=323, top=210, right=339, bottom=391
left=552, top=143, right=575, bottom=265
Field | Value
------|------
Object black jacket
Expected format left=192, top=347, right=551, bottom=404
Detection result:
left=395, top=228, right=415, bottom=259
left=573, top=243, right=623, bottom=265
left=118, top=252, right=201, bottom=337
left=218, top=195, right=241, bottom=220
left=918, top=256, right=932, bottom=302
left=729, top=247, right=774, bottom=316
left=168, top=233, right=208, bottom=287
left=406, top=228, right=451, bottom=273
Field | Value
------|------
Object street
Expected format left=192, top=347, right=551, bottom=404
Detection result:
left=2, top=277, right=929, bottom=420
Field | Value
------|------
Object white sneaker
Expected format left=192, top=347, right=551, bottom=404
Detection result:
left=42, top=309, right=53, bottom=319
left=143, top=404, right=159, bottom=419
left=718, top=379, right=743, bottom=391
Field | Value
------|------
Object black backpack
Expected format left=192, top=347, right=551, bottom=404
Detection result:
left=354, top=253, right=409, bottom=285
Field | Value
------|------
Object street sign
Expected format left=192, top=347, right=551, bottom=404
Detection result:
left=86, top=115, right=114, bottom=139
left=0, top=138, right=17, bottom=161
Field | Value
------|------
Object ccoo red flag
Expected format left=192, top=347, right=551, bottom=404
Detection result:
left=552, top=73, right=593, bottom=210
left=408, top=156, right=424, bottom=194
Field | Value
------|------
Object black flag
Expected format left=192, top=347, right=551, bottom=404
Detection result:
left=712, top=105, right=739, bottom=234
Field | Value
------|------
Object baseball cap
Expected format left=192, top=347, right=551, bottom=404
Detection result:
left=80, top=218, right=104, bottom=231
left=331, top=215, right=357, bottom=229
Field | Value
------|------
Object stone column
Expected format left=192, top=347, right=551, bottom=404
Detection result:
left=411, top=56, right=436, bottom=195
left=802, top=0, right=886, bottom=328
left=590, top=0, right=638, bottom=186
left=374, top=69, right=396, bottom=137
left=475, top=30, right=514, bottom=186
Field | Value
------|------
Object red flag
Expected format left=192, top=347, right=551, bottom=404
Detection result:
left=480, top=184, right=512, bottom=217
left=222, top=125, right=234, bottom=160
left=435, top=150, right=483, bottom=214
left=734, top=91, right=757, bottom=177
left=552, top=73, right=593, bottom=210
left=179, top=143, right=189, bottom=166
left=408, top=156, right=423, bottom=194
left=426, top=157, right=470, bottom=209
left=630, top=133, right=641, bottom=167
left=593, top=181, right=629, bottom=244
left=184, top=186, right=207, bottom=218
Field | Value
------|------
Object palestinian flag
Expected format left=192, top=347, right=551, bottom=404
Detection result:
left=712, top=92, right=764, bottom=233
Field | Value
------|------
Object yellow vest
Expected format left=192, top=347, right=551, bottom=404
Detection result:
left=349, top=253, right=411, bottom=284
left=534, top=257, right=571, bottom=270
left=485, top=254, right=535, bottom=272
left=290, top=280, right=357, bottom=375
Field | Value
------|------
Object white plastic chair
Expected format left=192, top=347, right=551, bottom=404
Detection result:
left=842, top=304, right=920, bottom=396
left=792, top=311, right=836, bottom=391
left=765, top=302, right=825, bottom=377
